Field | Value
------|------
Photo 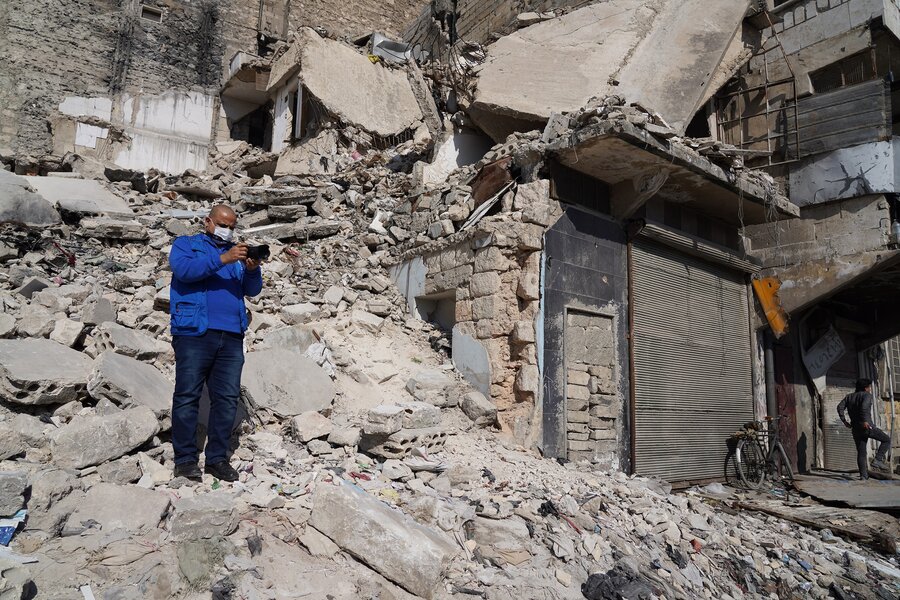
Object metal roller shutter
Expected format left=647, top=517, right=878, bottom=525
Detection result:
left=632, top=239, right=754, bottom=482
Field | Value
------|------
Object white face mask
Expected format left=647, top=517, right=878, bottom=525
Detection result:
left=213, top=226, right=234, bottom=243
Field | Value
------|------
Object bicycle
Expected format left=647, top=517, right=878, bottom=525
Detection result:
left=731, top=416, right=795, bottom=490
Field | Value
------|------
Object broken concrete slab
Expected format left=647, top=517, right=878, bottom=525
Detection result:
left=242, top=350, right=335, bottom=417
left=351, top=310, right=384, bottom=333
left=0, top=169, right=61, bottom=226
left=269, top=28, right=424, bottom=137
left=0, top=472, right=28, bottom=516
left=170, top=492, right=238, bottom=541
left=309, top=482, right=457, bottom=599
left=82, top=296, right=117, bottom=325
left=469, top=1, right=751, bottom=140
left=0, top=338, right=94, bottom=405
left=396, top=401, right=442, bottom=429
left=299, top=526, right=341, bottom=558
left=24, top=175, right=133, bottom=215
left=64, top=483, right=169, bottom=534
left=78, top=217, right=148, bottom=241
left=93, top=321, right=167, bottom=359
left=49, top=405, right=160, bottom=469
left=14, top=276, right=51, bottom=299
left=49, top=318, right=85, bottom=347
left=291, top=411, right=333, bottom=443
left=87, top=351, right=173, bottom=414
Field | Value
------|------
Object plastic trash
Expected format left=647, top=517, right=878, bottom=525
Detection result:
left=0, top=510, right=27, bottom=546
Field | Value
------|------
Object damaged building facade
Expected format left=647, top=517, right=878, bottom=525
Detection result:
left=386, top=0, right=806, bottom=484
left=0, top=0, right=426, bottom=174
left=694, top=0, right=900, bottom=476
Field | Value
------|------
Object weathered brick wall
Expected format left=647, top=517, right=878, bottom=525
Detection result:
left=291, top=0, right=428, bottom=38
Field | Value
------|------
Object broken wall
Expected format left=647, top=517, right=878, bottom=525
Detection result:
left=747, top=194, right=892, bottom=313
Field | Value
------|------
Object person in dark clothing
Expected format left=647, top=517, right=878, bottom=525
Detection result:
left=168, top=204, right=264, bottom=482
left=837, top=378, right=890, bottom=479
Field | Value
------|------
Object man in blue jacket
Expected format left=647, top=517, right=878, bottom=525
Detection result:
left=168, top=204, right=263, bottom=481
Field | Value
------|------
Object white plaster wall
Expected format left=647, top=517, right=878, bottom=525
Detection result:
left=58, top=96, right=113, bottom=120
left=789, top=139, right=896, bottom=206
left=422, top=130, right=493, bottom=186
left=115, top=91, right=215, bottom=173
left=121, top=91, right=215, bottom=141
left=271, top=86, right=293, bottom=153
left=114, top=131, right=209, bottom=174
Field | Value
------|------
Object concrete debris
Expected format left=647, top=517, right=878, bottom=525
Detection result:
left=87, top=351, right=173, bottom=414
left=242, top=350, right=335, bottom=417
left=49, top=406, right=160, bottom=469
left=0, top=472, right=28, bottom=517
left=309, top=481, right=457, bottom=599
left=0, top=338, right=93, bottom=404
left=64, top=483, right=169, bottom=534
left=0, top=170, right=60, bottom=226
left=169, top=492, right=238, bottom=541
left=0, top=8, right=895, bottom=599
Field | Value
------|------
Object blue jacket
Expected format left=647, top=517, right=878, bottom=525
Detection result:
left=168, top=234, right=263, bottom=336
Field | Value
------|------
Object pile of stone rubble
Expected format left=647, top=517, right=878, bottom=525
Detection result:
left=0, top=122, right=898, bottom=600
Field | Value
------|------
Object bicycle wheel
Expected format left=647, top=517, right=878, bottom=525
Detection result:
left=735, top=438, right=766, bottom=490
left=771, top=443, right=795, bottom=485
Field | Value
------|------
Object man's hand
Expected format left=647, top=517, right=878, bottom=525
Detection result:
left=221, top=244, right=248, bottom=265
left=863, top=422, right=871, bottom=430
left=245, top=258, right=260, bottom=271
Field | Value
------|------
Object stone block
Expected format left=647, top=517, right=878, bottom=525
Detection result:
left=170, top=492, right=238, bottom=542
left=567, top=397, right=588, bottom=412
left=470, top=271, right=501, bottom=297
left=323, top=285, right=344, bottom=306
left=309, top=482, right=457, bottom=598
left=243, top=350, right=335, bottom=417
left=474, top=246, right=511, bottom=273
left=50, top=406, right=160, bottom=469
left=328, top=427, right=362, bottom=447
left=591, top=428, right=617, bottom=441
left=516, top=271, right=539, bottom=301
left=300, top=526, right=341, bottom=558
left=568, top=370, right=590, bottom=386
left=0, top=314, right=15, bottom=338
left=472, top=295, right=503, bottom=320
left=511, top=320, right=535, bottom=344
left=567, top=440, right=594, bottom=452
left=0, top=170, right=61, bottom=226
left=590, top=398, right=618, bottom=419
left=568, top=432, right=589, bottom=441
left=514, top=364, right=539, bottom=398
left=0, top=338, right=93, bottom=405
left=567, top=384, right=590, bottom=401
left=396, top=401, right=442, bottom=429
left=567, top=422, right=589, bottom=434
left=567, top=410, right=590, bottom=424
left=87, top=351, right=173, bottom=414
left=49, top=318, right=85, bottom=347
left=352, top=310, right=385, bottom=333
left=65, top=483, right=169, bottom=534
left=83, top=297, right=117, bottom=325
left=15, top=305, right=55, bottom=338
left=280, top=303, right=320, bottom=325
left=364, top=405, right=405, bottom=435
left=291, top=411, right=334, bottom=442
left=460, top=391, right=497, bottom=427
left=0, top=472, right=28, bottom=516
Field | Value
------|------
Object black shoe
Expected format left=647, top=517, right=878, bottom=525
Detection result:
left=205, top=461, right=240, bottom=482
left=174, top=462, right=202, bottom=481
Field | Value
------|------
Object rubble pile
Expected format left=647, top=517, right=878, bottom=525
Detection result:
left=0, top=147, right=897, bottom=600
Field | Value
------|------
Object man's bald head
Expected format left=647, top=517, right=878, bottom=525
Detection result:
left=205, top=204, right=238, bottom=238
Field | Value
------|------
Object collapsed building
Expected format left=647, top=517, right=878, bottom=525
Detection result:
left=1, top=0, right=898, bottom=489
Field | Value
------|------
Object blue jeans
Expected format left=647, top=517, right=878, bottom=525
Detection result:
left=171, top=330, right=244, bottom=466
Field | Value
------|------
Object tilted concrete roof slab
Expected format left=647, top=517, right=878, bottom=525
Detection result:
left=267, top=28, right=423, bottom=137
left=469, top=0, right=750, bottom=141
left=547, top=120, right=799, bottom=226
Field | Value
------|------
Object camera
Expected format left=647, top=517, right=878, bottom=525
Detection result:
left=246, top=245, right=270, bottom=261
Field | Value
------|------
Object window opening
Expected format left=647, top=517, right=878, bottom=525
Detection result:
left=140, top=5, right=163, bottom=22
